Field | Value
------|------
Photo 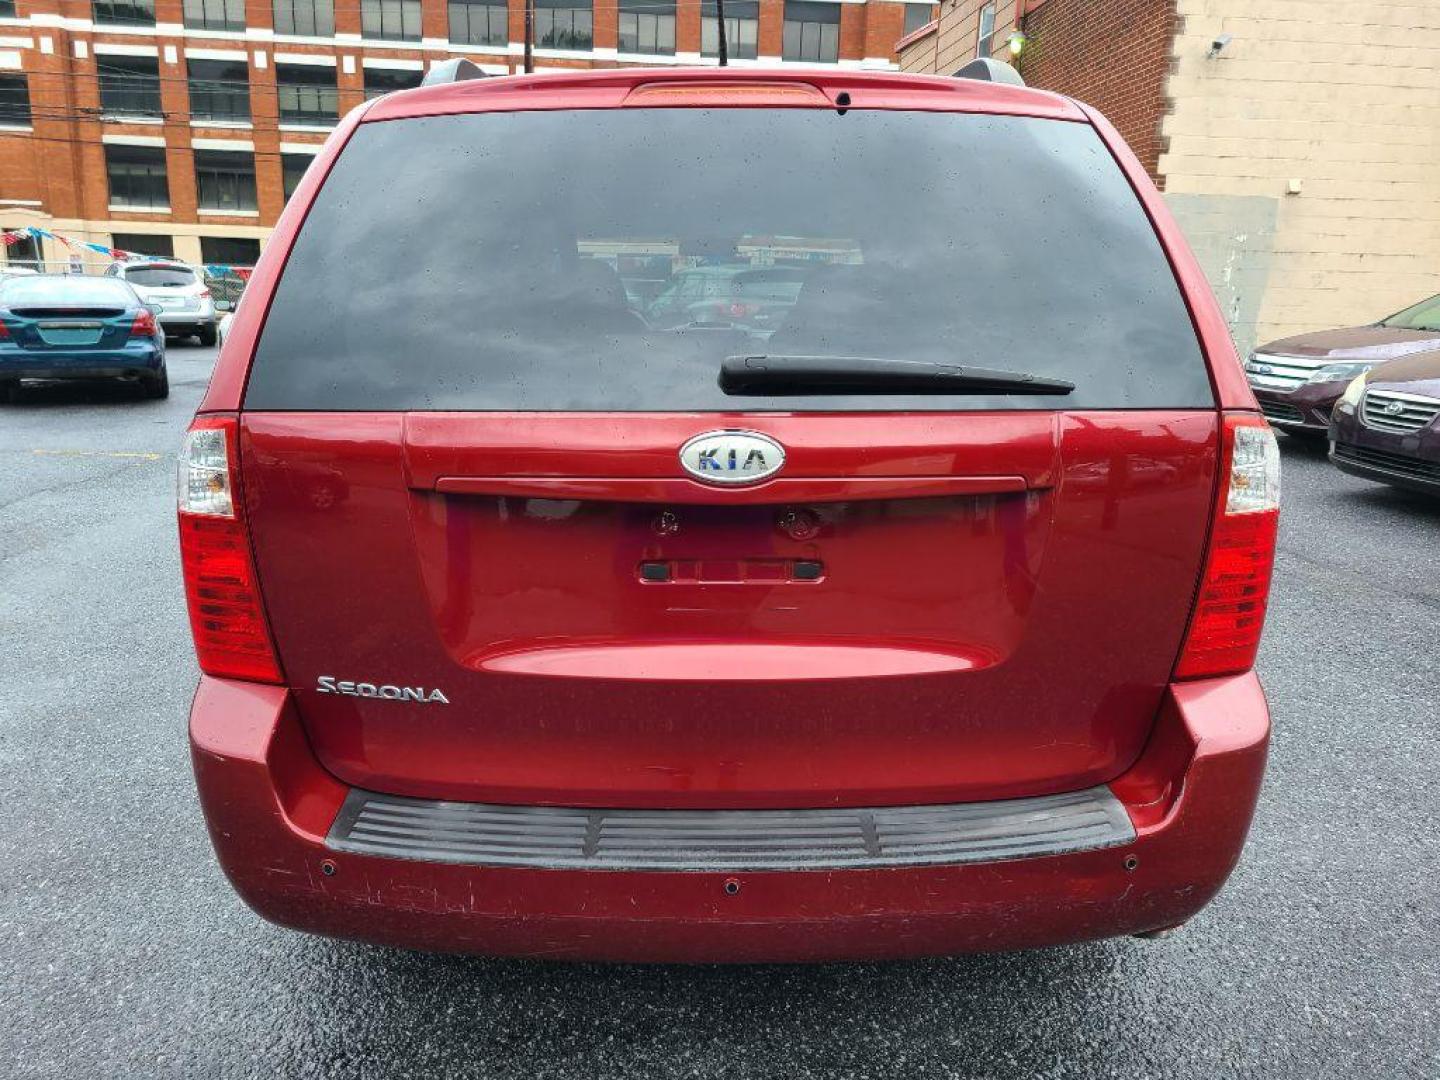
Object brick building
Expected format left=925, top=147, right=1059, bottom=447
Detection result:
left=899, top=0, right=1440, bottom=353
left=0, top=0, right=936, bottom=267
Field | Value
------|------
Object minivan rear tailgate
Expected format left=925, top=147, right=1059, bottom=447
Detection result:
left=240, top=411, right=1218, bottom=808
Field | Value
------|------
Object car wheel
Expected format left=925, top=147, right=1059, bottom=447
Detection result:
left=144, top=366, right=170, bottom=400
left=198, top=325, right=218, bottom=347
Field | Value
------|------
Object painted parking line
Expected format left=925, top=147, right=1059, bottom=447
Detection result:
left=30, top=449, right=165, bottom=461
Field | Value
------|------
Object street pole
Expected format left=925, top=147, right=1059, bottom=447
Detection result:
left=715, top=0, right=728, bottom=66
left=523, top=0, right=535, bottom=73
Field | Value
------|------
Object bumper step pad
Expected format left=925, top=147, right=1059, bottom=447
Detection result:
left=327, top=786, right=1135, bottom=872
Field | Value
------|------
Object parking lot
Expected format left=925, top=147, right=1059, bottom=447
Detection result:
left=1, top=342, right=1436, bottom=1080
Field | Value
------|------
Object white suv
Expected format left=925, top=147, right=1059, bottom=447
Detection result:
left=106, top=260, right=218, bottom=344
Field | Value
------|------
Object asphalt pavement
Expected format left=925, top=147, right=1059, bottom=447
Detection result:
left=1, top=344, right=1436, bottom=1079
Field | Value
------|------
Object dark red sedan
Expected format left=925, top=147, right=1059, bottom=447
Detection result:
left=1246, top=293, right=1440, bottom=438
left=177, top=65, right=1277, bottom=962
left=1329, top=349, right=1440, bottom=495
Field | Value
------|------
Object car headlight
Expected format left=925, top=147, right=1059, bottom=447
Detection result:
left=1337, top=373, right=1368, bottom=411
left=1309, top=361, right=1373, bottom=384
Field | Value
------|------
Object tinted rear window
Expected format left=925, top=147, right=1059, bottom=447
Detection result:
left=125, top=265, right=196, bottom=287
left=246, top=109, right=1211, bottom=412
left=0, top=276, right=134, bottom=306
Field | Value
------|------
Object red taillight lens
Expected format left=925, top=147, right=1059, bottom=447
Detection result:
left=177, top=417, right=282, bottom=684
left=198, top=289, right=211, bottom=299
left=130, top=308, right=157, bottom=337
left=1174, top=415, right=1281, bottom=680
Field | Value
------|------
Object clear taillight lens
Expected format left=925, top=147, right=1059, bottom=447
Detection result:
left=178, top=426, right=234, bottom=517
left=177, top=417, right=282, bottom=683
left=1174, top=416, right=1281, bottom=681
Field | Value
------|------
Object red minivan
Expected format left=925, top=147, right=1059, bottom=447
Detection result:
left=179, top=66, right=1279, bottom=962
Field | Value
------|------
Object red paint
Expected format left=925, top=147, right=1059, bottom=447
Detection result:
left=190, top=668, right=1267, bottom=962
left=186, top=67, right=1274, bottom=958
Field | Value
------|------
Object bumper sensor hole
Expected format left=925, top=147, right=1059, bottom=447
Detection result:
left=320, top=859, right=338, bottom=877
left=1123, top=855, right=1139, bottom=872
left=723, top=878, right=742, bottom=896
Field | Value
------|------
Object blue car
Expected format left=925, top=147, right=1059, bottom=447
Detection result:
left=0, top=274, right=168, bottom=401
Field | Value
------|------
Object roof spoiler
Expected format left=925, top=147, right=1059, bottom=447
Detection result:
left=421, top=57, right=488, bottom=87
left=953, top=57, right=1026, bottom=87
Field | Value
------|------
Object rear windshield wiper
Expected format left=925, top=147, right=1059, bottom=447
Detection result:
left=719, top=355, right=1075, bottom=396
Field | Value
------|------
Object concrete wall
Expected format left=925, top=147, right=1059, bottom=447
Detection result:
left=1161, top=0, right=1440, bottom=347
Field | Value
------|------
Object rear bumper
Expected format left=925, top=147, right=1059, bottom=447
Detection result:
left=0, top=344, right=162, bottom=380
left=190, top=673, right=1270, bottom=962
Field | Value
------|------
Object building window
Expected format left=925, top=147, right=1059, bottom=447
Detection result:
left=273, top=0, right=335, bottom=36
left=105, top=145, right=170, bottom=210
left=1, top=228, right=40, bottom=267
left=98, top=55, right=163, bottom=119
left=187, top=58, right=251, bottom=123
left=110, top=233, right=173, bottom=257
left=535, top=0, right=592, bottom=50
left=975, top=1, right=996, bottom=57
left=93, top=0, right=157, bottom=27
left=201, top=236, right=261, bottom=266
left=448, top=0, right=507, bottom=46
left=618, top=0, right=674, bottom=55
left=276, top=63, right=338, bottom=125
left=281, top=153, right=314, bottom=201
left=782, top=1, right=839, bottom=63
left=701, top=0, right=758, bottom=59
left=195, top=150, right=258, bottom=212
left=0, top=73, right=30, bottom=127
left=903, top=3, right=933, bottom=38
left=183, top=0, right=245, bottom=31
left=363, top=65, right=424, bottom=99
left=362, top=0, right=422, bottom=40
left=0, top=0, right=16, bottom=18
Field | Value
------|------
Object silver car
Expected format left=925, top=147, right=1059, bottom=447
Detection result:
left=106, top=259, right=218, bottom=344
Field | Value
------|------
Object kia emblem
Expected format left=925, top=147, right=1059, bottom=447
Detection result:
left=679, top=431, right=786, bottom=485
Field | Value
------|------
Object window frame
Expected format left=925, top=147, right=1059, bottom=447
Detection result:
left=104, top=144, right=170, bottom=210
left=186, top=57, right=251, bottom=123
left=618, top=0, right=675, bottom=56
left=361, top=0, right=423, bottom=41
left=194, top=148, right=259, bottom=213
left=272, top=0, right=335, bottom=37
left=182, top=0, right=246, bottom=32
left=97, top=54, right=163, bottom=120
left=92, top=0, right=157, bottom=27
left=701, top=0, right=759, bottom=59
left=0, top=72, right=31, bottom=128
left=781, top=0, right=840, bottom=63
left=447, top=0, right=508, bottom=46
left=976, top=1, right=997, bottom=58
left=534, top=0, right=593, bottom=51
left=274, top=62, right=339, bottom=126
left=362, top=65, right=424, bottom=99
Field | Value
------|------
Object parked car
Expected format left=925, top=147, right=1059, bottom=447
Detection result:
left=179, top=66, right=1278, bottom=963
left=1246, top=291, right=1440, bottom=438
left=0, top=273, right=167, bottom=400
left=0, top=265, right=38, bottom=282
left=106, top=259, right=218, bottom=345
left=1328, top=349, right=1440, bottom=495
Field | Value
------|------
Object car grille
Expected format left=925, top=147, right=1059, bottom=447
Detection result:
left=1245, top=352, right=1329, bottom=392
left=1361, top=389, right=1440, bottom=434
left=327, top=786, right=1136, bottom=871
left=1260, top=400, right=1306, bottom=425
left=1333, top=442, right=1440, bottom=483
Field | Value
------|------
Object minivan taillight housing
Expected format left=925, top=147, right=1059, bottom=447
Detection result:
left=177, top=416, right=283, bottom=683
left=1174, top=414, right=1281, bottom=680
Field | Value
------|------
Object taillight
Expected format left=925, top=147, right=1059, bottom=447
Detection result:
left=177, top=417, right=283, bottom=683
left=130, top=308, right=157, bottom=337
left=1174, top=414, right=1281, bottom=680
left=0, top=319, right=9, bottom=339
left=198, top=289, right=212, bottom=299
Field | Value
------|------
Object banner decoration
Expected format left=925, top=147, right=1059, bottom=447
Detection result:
left=0, top=227, right=255, bottom=278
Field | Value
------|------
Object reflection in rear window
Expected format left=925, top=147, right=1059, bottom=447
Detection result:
left=125, top=265, right=196, bottom=287
left=246, top=109, right=1211, bottom=412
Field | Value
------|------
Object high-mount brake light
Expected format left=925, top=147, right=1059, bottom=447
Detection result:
left=1174, top=415, right=1281, bottom=680
left=177, top=417, right=283, bottom=683
left=130, top=307, right=157, bottom=338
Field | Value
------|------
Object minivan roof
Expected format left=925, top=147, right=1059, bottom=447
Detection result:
left=362, top=67, right=1087, bottom=125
